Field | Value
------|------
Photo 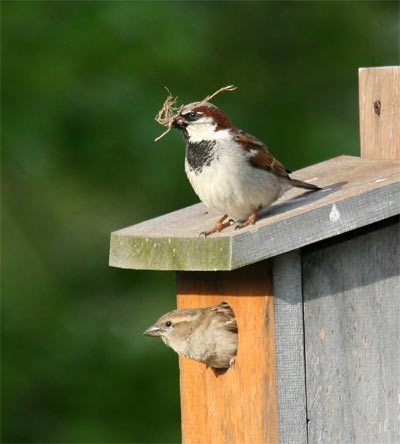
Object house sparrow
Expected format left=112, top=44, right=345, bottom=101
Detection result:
left=143, top=301, right=238, bottom=369
left=171, top=102, right=321, bottom=236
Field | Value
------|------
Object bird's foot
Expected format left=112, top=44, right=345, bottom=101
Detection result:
left=229, top=356, right=236, bottom=368
left=234, top=206, right=262, bottom=230
left=200, top=215, right=233, bottom=237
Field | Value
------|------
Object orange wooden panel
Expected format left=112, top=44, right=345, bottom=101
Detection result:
left=177, top=260, right=278, bottom=444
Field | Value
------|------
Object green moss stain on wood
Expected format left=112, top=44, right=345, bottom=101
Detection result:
left=109, top=233, right=232, bottom=271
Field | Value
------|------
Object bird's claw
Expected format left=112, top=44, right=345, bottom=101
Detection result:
left=199, top=215, right=233, bottom=237
left=234, top=207, right=261, bottom=230
left=235, top=221, right=255, bottom=230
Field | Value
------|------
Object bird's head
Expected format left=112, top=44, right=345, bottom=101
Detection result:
left=143, top=308, right=203, bottom=350
left=172, top=102, right=234, bottom=142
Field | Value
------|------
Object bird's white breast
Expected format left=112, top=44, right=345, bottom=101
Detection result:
left=185, top=134, right=289, bottom=220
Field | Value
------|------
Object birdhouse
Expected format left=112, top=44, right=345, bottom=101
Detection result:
left=109, top=67, right=400, bottom=444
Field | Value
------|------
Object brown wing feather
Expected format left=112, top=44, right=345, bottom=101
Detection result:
left=210, top=302, right=238, bottom=333
left=234, top=129, right=290, bottom=178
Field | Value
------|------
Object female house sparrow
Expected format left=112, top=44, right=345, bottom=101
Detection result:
left=172, top=102, right=320, bottom=236
left=143, top=302, right=238, bottom=369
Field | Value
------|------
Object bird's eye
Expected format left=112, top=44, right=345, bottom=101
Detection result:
left=189, top=111, right=197, bottom=120
left=165, top=321, right=172, bottom=327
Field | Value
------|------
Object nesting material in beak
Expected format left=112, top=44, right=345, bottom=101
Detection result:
left=154, top=85, right=237, bottom=142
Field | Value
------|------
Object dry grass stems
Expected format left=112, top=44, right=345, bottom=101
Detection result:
left=154, top=85, right=237, bottom=142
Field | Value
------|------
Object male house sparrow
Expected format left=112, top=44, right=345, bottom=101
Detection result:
left=143, top=302, right=238, bottom=368
left=171, top=102, right=320, bottom=236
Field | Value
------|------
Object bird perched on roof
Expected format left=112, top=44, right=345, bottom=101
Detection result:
left=166, top=96, right=320, bottom=236
left=143, top=301, right=238, bottom=369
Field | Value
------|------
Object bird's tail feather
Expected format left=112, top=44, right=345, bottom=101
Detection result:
left=289, top=178, right=321, bottom=191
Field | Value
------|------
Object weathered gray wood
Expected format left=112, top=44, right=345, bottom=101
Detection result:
left=302, top=217, right=400, bottom=444
left=273, top=250, right=307, bottom=444
left=109, top=156, right=400, bottom=271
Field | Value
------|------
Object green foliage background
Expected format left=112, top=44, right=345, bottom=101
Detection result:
left=2, top=2, right=398, bottom=443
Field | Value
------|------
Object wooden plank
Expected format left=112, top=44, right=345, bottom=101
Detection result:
left=273, top=250, right=307, bottom=444
left=302, top=217, right=400, bottom=443
left=177, top=260, right=278, bottom=444
left=359, top=66, right=400, bottom=160
left=109, top=156, right=400, bottom=271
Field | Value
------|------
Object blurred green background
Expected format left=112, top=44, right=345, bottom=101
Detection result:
left=2, top=1, right=398, bottom=443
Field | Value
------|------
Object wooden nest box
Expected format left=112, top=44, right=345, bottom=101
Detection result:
left=109, top=67, right=400, bottom=444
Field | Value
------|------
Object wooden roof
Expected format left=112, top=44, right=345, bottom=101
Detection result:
left=109, top=155, right=400, bottom=271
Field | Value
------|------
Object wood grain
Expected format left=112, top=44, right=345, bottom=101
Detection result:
left=359, top=66, right=400, bottom=160
left=110, top=156, right=400, bottom=271
left=177, top=260, right=278, bottom=444
left=273, top=251, right=307, bottom=444
left=302, top=217, right=400, bottom=443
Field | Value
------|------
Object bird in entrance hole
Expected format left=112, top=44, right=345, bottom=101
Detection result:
left=144, top=301, right=238, bottom=369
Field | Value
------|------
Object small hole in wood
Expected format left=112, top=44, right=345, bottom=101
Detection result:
left=373, top=100, right=381, bottom=116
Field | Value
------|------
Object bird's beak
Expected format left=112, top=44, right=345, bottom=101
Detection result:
left=143, top=325, right=164, bottom=337
left=172, top=115, right=187, bottom=129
